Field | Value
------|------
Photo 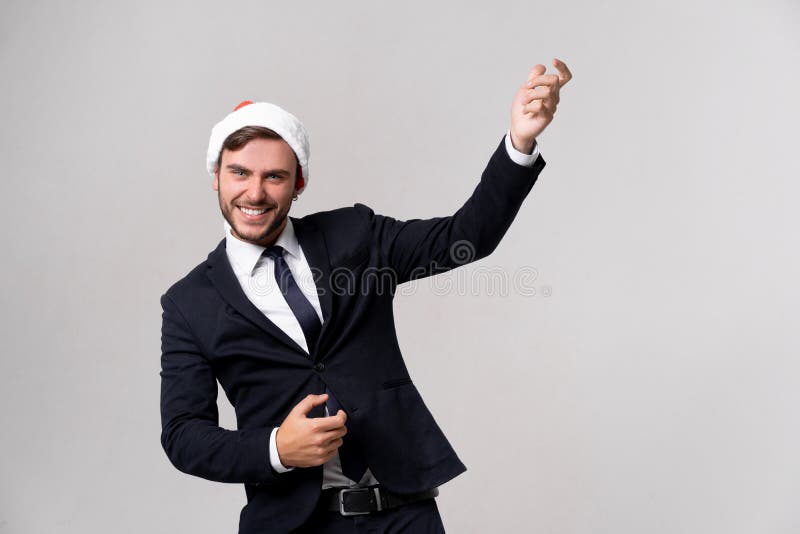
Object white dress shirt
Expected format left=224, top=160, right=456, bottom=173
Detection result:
left=223, top=132, right=539, bottom=489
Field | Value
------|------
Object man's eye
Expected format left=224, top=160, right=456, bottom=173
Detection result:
left=233, top=169, right=246, bottom=176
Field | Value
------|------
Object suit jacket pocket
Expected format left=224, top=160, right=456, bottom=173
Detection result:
left=381, top=377, right=413, bottom=389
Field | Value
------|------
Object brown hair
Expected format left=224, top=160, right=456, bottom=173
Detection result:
left=215, top=126, right=302, bottom=184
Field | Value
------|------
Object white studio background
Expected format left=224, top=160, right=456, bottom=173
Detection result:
left=1, top=1, right=798, bottom=533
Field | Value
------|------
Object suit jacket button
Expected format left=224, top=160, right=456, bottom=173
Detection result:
left=314, top=362, right=325, bottom=372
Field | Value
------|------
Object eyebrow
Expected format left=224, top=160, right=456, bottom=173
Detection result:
left=225, top=163, right=291, bottom=177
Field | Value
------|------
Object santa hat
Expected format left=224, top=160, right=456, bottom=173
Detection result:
left=206, top=100, right=311, bottom=195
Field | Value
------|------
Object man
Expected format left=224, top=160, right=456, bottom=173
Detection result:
left=160, top=59, right=572, bottom=533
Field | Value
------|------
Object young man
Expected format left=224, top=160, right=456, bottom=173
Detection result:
left=160, top=59, right=572, bottom=533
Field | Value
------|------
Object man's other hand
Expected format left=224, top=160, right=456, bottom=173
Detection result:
left=510, top=58, right=572, bottom=153
left=275, top=393, right=348, bottom=468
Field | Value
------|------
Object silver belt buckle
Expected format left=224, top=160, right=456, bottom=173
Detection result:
left=339, top=487, right=383, bottom=516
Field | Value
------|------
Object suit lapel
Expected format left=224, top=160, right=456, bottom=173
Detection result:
left=205, top=237, right=307, bottom=356
left=204, top=216, right=335, bottom=360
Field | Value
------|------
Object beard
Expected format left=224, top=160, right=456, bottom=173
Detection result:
left=219, top=194, right=289, bottom=246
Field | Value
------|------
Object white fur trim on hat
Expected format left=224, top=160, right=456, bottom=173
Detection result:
left=206, top=101, right=310, bottom=195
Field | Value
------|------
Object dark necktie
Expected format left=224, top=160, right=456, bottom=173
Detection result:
left=263, top=245, right=368, bottom=482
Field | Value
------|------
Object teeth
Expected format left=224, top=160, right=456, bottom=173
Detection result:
left=239, top=206, right=267, bottom=216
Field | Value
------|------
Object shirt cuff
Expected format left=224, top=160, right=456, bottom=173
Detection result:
left=269, top=427, right=294, bottom=473
left=504, top=129, right=540, bottom=167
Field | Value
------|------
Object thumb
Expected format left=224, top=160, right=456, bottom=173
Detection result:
left=293, top=393, right=328, bottom=417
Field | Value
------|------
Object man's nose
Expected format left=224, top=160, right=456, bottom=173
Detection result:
left=245, top=178, right=267, bottom=202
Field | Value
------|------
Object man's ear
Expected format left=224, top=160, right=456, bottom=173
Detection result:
left=212, top=167, right=219, bottom=191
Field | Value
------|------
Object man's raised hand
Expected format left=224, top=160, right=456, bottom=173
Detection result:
left=510, top=58, right=572, bottom=153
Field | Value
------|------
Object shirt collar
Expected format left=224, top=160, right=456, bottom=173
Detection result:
left=225, top=217, right=301, bottom=276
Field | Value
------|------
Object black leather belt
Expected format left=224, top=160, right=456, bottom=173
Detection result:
left=320, top=484, right=439, bottom=516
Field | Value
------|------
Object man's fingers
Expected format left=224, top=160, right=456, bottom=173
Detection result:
left=523, top=99, right=545, bottom=115
left=527, top=64, right=546, bottom=82
left=294, top=393, right=329, bottom=416
left=522, top=99, right=554, bottom=118
left=312, top=409, right=348, bottom=431
left=526, top=73, right=560, bottom=90
left=325, top=438, right=344, bottom=453
left=321, top=424, right=348, bottom=443
left=524, top=59, right=572, bottom=90
left=524, top=85, right=556, bottom=104
left=552, top=57, right=572, bottom=87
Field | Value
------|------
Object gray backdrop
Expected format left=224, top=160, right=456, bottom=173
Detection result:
left=1, top=1, right=798, bottom=532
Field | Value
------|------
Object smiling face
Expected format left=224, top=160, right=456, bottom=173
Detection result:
left=212, top=136, right=299, bottom=247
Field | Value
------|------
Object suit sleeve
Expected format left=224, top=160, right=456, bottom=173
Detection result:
left=354, top=133, right=546, bottom=286
left=159, top=293, right=281, bottom=485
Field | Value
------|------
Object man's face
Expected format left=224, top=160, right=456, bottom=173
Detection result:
left=213, top=137, right=299, bottom=247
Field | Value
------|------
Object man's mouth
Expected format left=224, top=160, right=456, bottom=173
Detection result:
left=237, top=206, right=272, bottom=218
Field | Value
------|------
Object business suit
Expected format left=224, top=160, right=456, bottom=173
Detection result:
left=159, top=134, right=546, bottom=532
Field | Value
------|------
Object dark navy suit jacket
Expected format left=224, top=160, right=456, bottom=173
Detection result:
left=159, top=135, right=546, bottom=533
